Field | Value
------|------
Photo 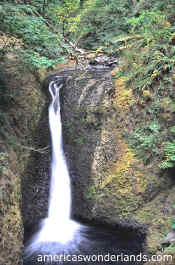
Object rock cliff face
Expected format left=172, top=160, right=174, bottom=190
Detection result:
left=1, top=59, right=175, bottom=264
left=22, top=66, right=119, bottom=229
left=36, top=64, right=175, bottom=264
left=0, top=55, right=45, bottom=265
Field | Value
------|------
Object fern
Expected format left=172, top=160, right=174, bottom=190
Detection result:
left=160, top=140, right=175, bottom=169
left=0, top=2, right=66, bottom=69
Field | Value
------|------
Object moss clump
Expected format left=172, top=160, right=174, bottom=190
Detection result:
left=113, top=76, right=134, bottom=113
left=0, top=167, right=23, bottom=265
left=37, top=68, right=48, bottom=83
left=134, top=189, right=175, bottom=255
left=98, top=129, right=150, bottom=218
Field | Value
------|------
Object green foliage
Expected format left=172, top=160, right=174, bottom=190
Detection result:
left=56, top=0, right=81, bottom=34
left=20, top=50, right=65, bottom=69
left=1, top=0, right=175, bottom=174
left=160, top=135, right=175, bottom=169
left=74, top=136, right=85, bottom=145
left=76, top=0, right=133, bottom=50
left=110, top=0, right=175, bottom=170
left=87, top=186, right=97, bottom=199
left=117, top=7, right=175, bottom=92
left=127, top=10, right=171, bottom=44
left=127, top=116, right=175, bottom=168
left=127, top=121, right=161, bottom=164
left=170, top=217, right=175, bottom=231
left=0, top=152, right=8, bottom=172
left=0, top=2, right=67, bottom=70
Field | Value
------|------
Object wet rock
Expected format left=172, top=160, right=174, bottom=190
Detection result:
left=161, top=231, right=175, bottom=245
left=89, top=55, right=118, bottom=68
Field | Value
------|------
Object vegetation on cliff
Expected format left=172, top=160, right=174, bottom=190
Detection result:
left=1, top=0, right=175, bottom=264
left=1, top=0, right=175, bottom=170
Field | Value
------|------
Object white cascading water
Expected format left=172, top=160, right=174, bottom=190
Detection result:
left=25, top=80, right=80, bottom=255
left=24, top=78, right=144, bottom=265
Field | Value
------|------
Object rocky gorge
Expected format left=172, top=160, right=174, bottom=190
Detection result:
left=1, top=55, right=175, bottom=264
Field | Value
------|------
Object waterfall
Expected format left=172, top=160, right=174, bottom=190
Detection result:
left=35, top=81, right=79, bottom=243
left=24, top=77, right=145, bottom=265
left=48, top=81, right=71, bottom=221
left=24, top=79, right=80, bottom=256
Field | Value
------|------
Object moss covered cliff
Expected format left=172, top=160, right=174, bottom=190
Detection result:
left=50, top=62, right=175, bottom=264
left=1, top=1, right=175, bottom=264
left=1, top=56, right=175, bottom=265
left=0, top=53, right=46, bottom=265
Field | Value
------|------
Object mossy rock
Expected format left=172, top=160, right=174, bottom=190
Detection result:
left=0, top=53, right=46, bottom=265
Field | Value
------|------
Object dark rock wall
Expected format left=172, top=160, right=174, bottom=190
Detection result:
left=22, top=67, right=118, bottom=233
left=22, top=64, right=175, bottom=264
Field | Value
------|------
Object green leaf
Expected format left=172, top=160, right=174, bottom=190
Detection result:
left=170, top=126, right=175, bottom=134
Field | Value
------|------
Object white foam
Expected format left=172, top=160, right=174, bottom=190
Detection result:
left=25, top=80, right=80, bottom=254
